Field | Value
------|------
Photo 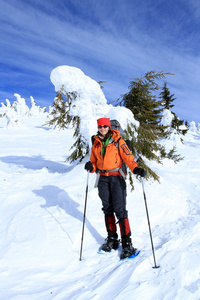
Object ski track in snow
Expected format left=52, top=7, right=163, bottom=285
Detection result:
left=0, top=115, right=200, bottom=299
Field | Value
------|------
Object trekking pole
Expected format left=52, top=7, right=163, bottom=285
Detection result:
left=141, top=177, right=160, bottom=268
left=79, top=171, right=90, bottom=261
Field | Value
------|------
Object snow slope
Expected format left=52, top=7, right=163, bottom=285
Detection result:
left=0, top=113, right=200, bottom=300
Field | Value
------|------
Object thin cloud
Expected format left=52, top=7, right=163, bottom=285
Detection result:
left=0, top=0, right=200, bottom=122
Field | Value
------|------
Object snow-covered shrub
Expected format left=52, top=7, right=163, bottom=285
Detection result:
left=197, top=123, right=200, bottom=133
left=29, top=96, right=46, bottom=116
left=189, top=121, right=198, bottom=133
left=160, top=109, right=174, bottom=127
left=12, top=94, right=29, bottom=115
left=0, top=94, right=47, bottom=128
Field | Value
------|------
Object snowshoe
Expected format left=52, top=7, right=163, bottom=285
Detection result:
left=120, top=236, right=137, bottom=259
left=101, top=236, right=119, bottom=252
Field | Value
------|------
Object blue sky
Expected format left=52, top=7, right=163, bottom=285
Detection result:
left=0, top=0, right=200, bottom=123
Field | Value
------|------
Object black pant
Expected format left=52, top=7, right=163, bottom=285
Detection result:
left=98, top=175, right=128, bottom=220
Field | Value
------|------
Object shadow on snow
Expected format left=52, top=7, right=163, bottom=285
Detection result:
left=0, top=155, right=75, bottom=173
left=33, top=185, right=103, bottom=245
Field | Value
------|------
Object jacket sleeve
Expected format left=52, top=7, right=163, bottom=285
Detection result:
left=118, top=138, right=138, bottom=172
left=89, top=145, right=97, bottom=173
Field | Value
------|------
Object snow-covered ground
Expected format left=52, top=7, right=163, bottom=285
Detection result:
left=0, top=112, right=200, bottom=300
left=1, top=65, right=200, bottom=299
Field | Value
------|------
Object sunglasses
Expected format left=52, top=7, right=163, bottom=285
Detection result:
left=98, top=125, right=108, bottom=129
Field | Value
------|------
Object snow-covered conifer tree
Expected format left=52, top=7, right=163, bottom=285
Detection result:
left=119, top=71, right=183, bottom=184
left=12, top=94, right=29, bottom=115
left=46, top=85, right=88, bottom=161
left=29, top=96, right=46, bottom=116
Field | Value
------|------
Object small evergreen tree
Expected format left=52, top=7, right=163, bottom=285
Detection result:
left=159, top=82, right=188, bottom=136
left=160, top=82, right=175, bottom=109
left=119, top=71, right=182, bottom=187
left=47, top=86, right=78, bottom=130
left=171, top=116, right=188, bottom=136
left=185, top=120, right=189, bottom=128
left=46, top=86, right=89, bottom=162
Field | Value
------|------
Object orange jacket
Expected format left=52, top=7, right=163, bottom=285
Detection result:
left=90, top=130, right=138, bottom=176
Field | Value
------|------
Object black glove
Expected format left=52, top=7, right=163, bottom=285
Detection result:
left=133, top=167, right=146, bottom=177
left=84, top=161, right=94, bottom=172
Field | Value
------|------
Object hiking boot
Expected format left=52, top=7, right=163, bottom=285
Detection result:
left=101, top=236, right=119, bottom=252
left=120, top=236, right=137, bottom=259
